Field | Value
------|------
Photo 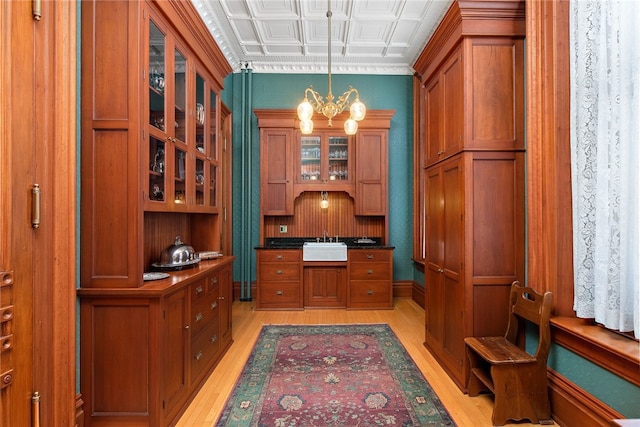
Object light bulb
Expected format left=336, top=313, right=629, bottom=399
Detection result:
left=344, top=118, right=358, bottom=135
left=297, top=99, right=313, bottom=121
left=350, top=99, right=366, bottom=121
left=320, top=199, right=329, bottom=209
left=300, top=119, right=314, bottom=134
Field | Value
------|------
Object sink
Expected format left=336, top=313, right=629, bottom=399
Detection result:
left=302, top=242, right=347, bottom=261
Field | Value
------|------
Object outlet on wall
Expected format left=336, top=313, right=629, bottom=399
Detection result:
left=279, top=225, right=287, bottom=233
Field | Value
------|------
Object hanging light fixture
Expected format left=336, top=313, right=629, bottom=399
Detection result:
left=320, top=191, right=329, bottom=209
left=297, top=0, right=366, bottom=135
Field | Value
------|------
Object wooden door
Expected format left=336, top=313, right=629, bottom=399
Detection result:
left=424, top=166, right=444, bottom=348
left=0, top=1, right=77, bottom=426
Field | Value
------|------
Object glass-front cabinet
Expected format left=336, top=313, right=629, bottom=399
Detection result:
left=145, top=15, right=219, bottom=213
left=296, top=131, right=352, bottom=191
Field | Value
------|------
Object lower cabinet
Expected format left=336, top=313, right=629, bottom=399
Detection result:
left=256, top=249, right=303, bottom=309
left=256, top=248, right=393, bottom=310
left=347, top=249, right=394, bottom=309
left=78, top=259, right=234, bottom=427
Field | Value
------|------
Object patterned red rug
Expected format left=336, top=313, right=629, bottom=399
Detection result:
left=215, top=324, right=455, bottom=426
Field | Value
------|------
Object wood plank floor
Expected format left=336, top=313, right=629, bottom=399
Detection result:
left=177, top=298, right=556, bottom=426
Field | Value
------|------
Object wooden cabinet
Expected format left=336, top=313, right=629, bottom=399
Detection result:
left=414, top=0, right=526, bottom=392
left=303, top=265, right=347, bottom=308
left=347, top=249, right=394, bottom=309
left=296, top=132, right=353, bottom=194
left=79, top=259, right=234, bottom=427
left=79, top=1, right=232, bottom=425
left=256, top=250, right=303, bottom=309
left=255, top=109, right=394, bottom=243
left=259, top=128, right=294, bottom=215
left=354, top=130, right=388, bottom=215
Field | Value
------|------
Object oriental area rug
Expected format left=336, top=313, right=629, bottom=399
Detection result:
left=215, top=324, right=456, bottom=426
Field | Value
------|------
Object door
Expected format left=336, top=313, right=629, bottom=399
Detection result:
left=0, top=1, right=76, bottom=425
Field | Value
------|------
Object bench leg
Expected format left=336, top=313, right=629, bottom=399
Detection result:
left=490, top=364, right=550, bottom=426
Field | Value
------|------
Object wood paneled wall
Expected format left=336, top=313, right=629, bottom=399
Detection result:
left=262, top=192, right=385, bottom=242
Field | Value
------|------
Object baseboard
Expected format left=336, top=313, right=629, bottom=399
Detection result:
left=393, top=280, right=414, bottom=298
left=548, top=369, right=623, bottom=427
left=233, top=281, right=256, bottom=301
left=411, top=281, right=425, bottom=309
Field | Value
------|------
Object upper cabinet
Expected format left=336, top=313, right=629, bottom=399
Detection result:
left=414, top=1, right=525, bottom=168
left=296, top=132, right=353, bottom=192
left=80, top=0, right=231, bottom=288
left=145, top=13, right=220, bottom=213
left=255, top=109, right=394, bottom=243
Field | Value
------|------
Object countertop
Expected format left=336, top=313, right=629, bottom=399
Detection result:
left=256, top=237, right=394, bottom=250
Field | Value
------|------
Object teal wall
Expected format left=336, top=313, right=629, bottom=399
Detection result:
left=222, top=71, right=640, bottom=420
left=224, top=72, right=415, bottom=284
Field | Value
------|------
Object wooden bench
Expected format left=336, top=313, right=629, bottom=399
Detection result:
left=464, top=281, right=554, bottom=426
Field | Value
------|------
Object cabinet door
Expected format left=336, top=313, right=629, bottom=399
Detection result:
left=162, top=289, right=189, bottom=420
left=296, top=131, right=353, bottom=188
left=303, top=267, right=346, bottom=308
left=424, top=74, right=442, bottom=166
left=260, top=129, right=294, bottom=215
left=441, top=47, right=464, bottom=159
left=355, top=130, right=387, bottom=215
left=424, top=157, right=464, bottom=376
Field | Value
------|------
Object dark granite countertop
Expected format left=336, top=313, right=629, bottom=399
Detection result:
left=256, top=237, right=394, bottom=250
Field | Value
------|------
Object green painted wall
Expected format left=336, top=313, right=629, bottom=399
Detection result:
left=225, top=72, right=415, bottom=283
left=222, top=71, right=640, bottom=420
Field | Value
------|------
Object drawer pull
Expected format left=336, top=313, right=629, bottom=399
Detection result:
left=195, top=312, right=203, bottom=322
left=367, top=254, right=374, bottom=259
left=367, top=290, right=374, bottom=295
left=367, top=269, right=374, bottom=274
left=195, top=285, right=203, bottom=295
left=276, top=270, right=283, bottom=275
left=211, top=301, right=218, bottom=310
left=210, top=334, right=217, bottom=343
left=276, top=255, right=283, bottom=260
left=195, top=351, right=203, bottom=361
left=184, top=325, right=190, bottom=330
left=0, top=335, right=13, bottom=352
left=276, top=290, right=283, bottom=295
left=210, top=277, right=218, bottom=285
left=218, top=296, right=225, bottom=300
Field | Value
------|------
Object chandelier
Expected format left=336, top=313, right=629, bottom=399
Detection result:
left=297, top=0, right=366, bottom=135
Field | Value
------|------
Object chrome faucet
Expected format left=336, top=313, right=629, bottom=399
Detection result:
left=323, top=230, right=328, bottom=242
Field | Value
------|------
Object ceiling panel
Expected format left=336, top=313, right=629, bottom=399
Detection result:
left=192, top=0, right=453, bottom=75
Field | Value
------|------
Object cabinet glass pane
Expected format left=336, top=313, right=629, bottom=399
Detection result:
left=300, top=136, right=321, bottom=181
left=328, top=136, right=348, bottom=180
left=209, top=88, right=217, bottom=159
left=174, top=147, right=186, bottom=205
left=195, top=73, right=205, bottom=153
left=174, top=49, right=186, bottom=142
left=148, top=136, right=165, bottom=202
left=195, top=157, right=205, bottom=206
left=149, top=20, right=165, bottom=131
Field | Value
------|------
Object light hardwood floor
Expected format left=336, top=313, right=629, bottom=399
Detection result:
left=177, top=298, right=556, bottom=426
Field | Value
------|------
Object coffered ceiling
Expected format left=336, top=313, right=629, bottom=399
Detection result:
left=192, top=0, right=453, bottom=75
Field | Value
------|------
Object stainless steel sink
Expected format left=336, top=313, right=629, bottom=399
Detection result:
left=302, top=242, right=347, bottom=261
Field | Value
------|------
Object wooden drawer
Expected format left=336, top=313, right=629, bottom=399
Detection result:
left=258, top=250, right=301, bottom=262
left=259, top=263, right=301, bottom=281
left=348, top=250, right=391, bottom=263
left=190, top=321, right=220, bottom=384
left=191, top=274, right=219, bottom=302
left=348, top=280, right=392, bottom=308
left=257, top=282, right=302, bottom=309
left=349, top=262, right=391, bottom=280
left=190, top=293, right=219, bottom=337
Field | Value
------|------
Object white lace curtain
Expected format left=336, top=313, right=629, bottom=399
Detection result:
left=570, top=0, right=640, bottom=336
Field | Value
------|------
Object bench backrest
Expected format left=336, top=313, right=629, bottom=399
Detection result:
left=504, top=281, right=553, bottom=364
